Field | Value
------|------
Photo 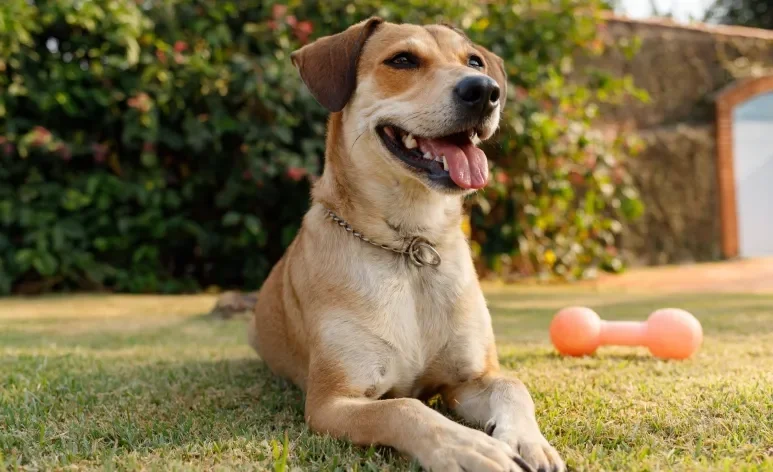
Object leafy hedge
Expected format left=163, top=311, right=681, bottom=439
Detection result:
left=0, top=0, right=644, bottom=294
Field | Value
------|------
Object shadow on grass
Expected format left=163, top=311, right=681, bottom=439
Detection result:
left=2, top=341, right=416, bottom=470
left=499, top=349, right=656, bottom=366
left=0, top=312, right=243, bottom=349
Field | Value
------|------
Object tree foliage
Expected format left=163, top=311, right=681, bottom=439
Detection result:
left=707, top=0, right=773, bottom=29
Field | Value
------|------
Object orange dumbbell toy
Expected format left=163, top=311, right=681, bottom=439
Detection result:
left=550, top=307, right=703, bottom=360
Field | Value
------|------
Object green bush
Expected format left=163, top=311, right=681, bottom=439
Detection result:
left=0, top=0, right=644, bottom=294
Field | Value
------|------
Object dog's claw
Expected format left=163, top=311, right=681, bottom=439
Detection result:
left=512, top=455, right=536, bottom=472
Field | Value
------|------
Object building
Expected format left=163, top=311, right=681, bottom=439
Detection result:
left=589, top=15, right=773, bottom=265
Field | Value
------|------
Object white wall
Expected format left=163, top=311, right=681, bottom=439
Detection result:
left=732, top=93, right=773, bottom=257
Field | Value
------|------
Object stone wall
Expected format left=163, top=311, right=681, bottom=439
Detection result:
left=623, top=125, right=719, bottom=265
left=584, top=16, right=773, bottom=265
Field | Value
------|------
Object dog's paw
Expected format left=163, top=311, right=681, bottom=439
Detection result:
left=419, top=423, right=534, bottom=472
left=485, top=420, right=566, bottom=472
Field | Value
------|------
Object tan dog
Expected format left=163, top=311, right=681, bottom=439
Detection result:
left=248, top=17, right=565, bottom=472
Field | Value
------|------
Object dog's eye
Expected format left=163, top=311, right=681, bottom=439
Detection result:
left=468, top=55, right=484, bottom=70
left=386, top=52, right=419, bottom=69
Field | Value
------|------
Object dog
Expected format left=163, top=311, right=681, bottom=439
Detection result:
left=248, top=17, right=565, bottom=472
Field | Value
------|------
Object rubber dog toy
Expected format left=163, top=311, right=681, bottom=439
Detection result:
left=549, top=306, right=703, bottom=360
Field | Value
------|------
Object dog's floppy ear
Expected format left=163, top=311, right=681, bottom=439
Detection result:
left=291, top=17, right=383, bottom=113
left=474, top=45, right=508, bottom=110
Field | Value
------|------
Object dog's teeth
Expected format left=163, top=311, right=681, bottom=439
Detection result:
left=423, top=152, right=432, bottom=160
left=403, top=134, right=417, bottom=149
left=442, top=155, right=449, bottom=171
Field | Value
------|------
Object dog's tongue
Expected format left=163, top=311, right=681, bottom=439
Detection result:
left=416, top=136, right=488, bottom=189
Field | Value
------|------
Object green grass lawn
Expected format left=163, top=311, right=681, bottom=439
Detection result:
left=2, top=288, right=773, bottom=471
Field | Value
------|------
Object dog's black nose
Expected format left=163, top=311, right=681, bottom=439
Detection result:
left=454, top=75, right=500, bottom=113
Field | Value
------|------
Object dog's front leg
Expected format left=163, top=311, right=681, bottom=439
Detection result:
left=443, top=374, right=566, bottom=472
left=305, top=367, right=530, bottom=471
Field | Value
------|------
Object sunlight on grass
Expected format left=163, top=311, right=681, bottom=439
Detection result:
left=2, top=290, right=773, bottom=471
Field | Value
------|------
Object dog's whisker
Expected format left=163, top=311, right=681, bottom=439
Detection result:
left=349, top=130, right=368, bottom=155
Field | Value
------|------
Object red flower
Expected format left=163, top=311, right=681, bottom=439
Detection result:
left=272, top=4, right=288, bottom=19
left=295, top=21, right=313, bottom=43
left=286, top=167, right=306, bottom=182
left=285, top=15, right=297, bottom=28
left=267, top=20, right=278, bottom=31
left=155, top=49, right=167, bottom=64
left=568, top=171, right=584, bottom=185
left=495, top=172, right=508, bottom=184
left=174, top=40, right=188, bottom=53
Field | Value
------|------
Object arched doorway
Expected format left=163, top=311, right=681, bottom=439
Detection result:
left=716, top=76, right=773, bottom=258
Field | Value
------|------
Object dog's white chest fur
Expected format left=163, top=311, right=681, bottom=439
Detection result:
left=317, top=242, right=488, bottom=399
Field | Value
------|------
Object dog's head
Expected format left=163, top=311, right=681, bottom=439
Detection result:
left=291, top=18, right=507, bottom=194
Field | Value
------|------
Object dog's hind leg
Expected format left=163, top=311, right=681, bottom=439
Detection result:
left=248, top=256, right=309, bottom=390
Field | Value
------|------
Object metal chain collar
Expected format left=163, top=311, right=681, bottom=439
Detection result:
left=323, top=207, right=441, bottom=267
